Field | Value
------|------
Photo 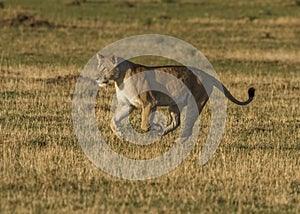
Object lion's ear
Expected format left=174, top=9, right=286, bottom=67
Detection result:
left=96, top=53, right=104, bottom=61
left=109, top=55, right=119, bottom=65
left=111, top=55, right=126, bottom=66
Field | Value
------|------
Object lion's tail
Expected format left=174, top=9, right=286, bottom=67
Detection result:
left=216, top=83, right=255, bottom=106
left=190, top=67, right=255, bottom=105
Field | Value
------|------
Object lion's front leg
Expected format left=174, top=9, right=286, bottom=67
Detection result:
left=141, top=104, right=163, bottom=134
left=111, top=104, right=134, bottom=139
left=141, top=103, right=153, bottom=132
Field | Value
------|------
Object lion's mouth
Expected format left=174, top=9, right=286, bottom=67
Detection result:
left=96, top=80, right=108, bottom=88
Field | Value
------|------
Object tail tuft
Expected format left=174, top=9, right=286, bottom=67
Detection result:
left=248, top=87, right=255, bottom=98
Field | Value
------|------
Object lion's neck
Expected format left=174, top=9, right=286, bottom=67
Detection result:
left=114, top=60, right=136, bottom=88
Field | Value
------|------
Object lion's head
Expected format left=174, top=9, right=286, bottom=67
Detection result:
left=96, top=54, right=124, bottom=87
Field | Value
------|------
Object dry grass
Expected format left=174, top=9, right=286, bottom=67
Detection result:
left=221, top=49, right=300, bottom=64
left=1, top=60, right=299, bottom=214
left=1, top=0, right=300, bottom=213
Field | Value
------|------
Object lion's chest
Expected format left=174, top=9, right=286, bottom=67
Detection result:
left=115, top=83, right=143, bottom=108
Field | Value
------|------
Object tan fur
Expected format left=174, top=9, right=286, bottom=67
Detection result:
left=96, top=54, right=254, bottom=141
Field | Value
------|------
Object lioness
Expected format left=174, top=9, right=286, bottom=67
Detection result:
left=96, top=54, right=255, bottom=142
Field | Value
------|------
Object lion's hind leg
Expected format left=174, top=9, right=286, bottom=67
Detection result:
left=162, top=105, right=180, bottom=136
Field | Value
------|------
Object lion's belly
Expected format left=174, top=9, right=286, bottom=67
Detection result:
left=152, top=91, right=176, bottom=106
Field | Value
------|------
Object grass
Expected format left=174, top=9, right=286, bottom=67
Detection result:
left=1, top=0, right=299, bottom=213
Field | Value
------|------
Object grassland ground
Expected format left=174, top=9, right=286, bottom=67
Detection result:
left=0, top=0, right=299, bottom=213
